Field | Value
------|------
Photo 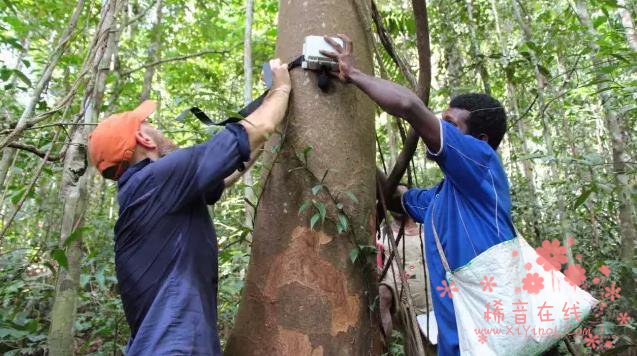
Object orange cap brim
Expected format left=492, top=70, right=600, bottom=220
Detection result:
left=132, top=100, right=157, bottom=122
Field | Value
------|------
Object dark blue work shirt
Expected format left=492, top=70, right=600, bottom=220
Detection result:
left=402, top=121, right=515, bottom=355
left=114, top=124, right=250, bottom=355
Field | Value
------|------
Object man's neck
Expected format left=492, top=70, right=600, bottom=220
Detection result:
left=131, top=149, right=159, bottom=165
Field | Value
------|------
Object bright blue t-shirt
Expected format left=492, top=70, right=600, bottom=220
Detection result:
left=402, top=120, right=515, bottom=355
left=114, top=124, right=250, bottom=355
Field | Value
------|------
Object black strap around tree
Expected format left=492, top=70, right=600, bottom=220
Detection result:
left=177, top=55, right=306, bottom=127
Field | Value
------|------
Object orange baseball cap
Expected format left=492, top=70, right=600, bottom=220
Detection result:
left=88, top=100, right=157, bottom=180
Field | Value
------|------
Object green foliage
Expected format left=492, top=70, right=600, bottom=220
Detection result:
left=349, top=245, right=377, bottom=265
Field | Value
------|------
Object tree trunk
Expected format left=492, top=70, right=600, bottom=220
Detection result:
left=140, top=0, right=162, bottom=101
left=380, top=0, right=432, bottom=200
left=490, top=0, right=542, bottom=242
left=618, top=0, right=637, bottom=51
left=437, top=0, right=463, bottom=95
left=0, top=149, right=19, bottom=223
left=226, top=0, right=381, bottom=354
left=0, top=36, right=30, bottom=188
left=47, top=1, right=123, bottom=354
left=571, top=0, right=636, bottom=269
left=464, top=0, right=491, bottom=95
left=512, top=0, right=574, bottom=263
left=0, top=148, right=14, bottom=190
left=242, top=0, right=256, bottom=231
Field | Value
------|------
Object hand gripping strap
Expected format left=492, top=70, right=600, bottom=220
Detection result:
left=177, top=55, right=305, bottom=126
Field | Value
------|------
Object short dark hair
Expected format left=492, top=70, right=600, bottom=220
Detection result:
left=449, top=93, right=507, bottom=150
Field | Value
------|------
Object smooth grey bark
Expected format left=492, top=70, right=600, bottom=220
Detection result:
left=140, top=0, right=163, bottom=101
left=571, top=0, right=636, bottom=266
left=436, top=1, right=463, bottom=92
left=47, top=1, right=123, bottom=354
left=490, top=0, right=542, bottom=241
left=512, top=0, right=574, bottom=264
left=464, top=0, right=491, bottom=95
left=0, top=148, right=14, bottom=190
left=617, top=0, right=637, bottom=51
left=0, top=35, right=28, bottom=187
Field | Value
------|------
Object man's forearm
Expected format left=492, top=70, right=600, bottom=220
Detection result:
left=349, top=68, right=441, bottom=152
left=223, top=147, right=263, bottom=188
left=377, top=169, right=407, bottom=214
left=240, top=88, right=290, bottom=151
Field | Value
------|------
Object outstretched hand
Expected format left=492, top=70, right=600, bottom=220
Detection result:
left=320, top=34, right=356, bottom=83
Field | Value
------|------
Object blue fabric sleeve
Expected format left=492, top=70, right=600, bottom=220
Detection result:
left=428, top=120, right=495, bottom=193
left=401, top=188, right=436, bottom=223
left=151, top=123, right=250, bottom=212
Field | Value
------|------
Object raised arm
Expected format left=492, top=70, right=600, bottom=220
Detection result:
left=321, top=35, right=441, bottom=153
left=240, top=58, right=291, bottom=151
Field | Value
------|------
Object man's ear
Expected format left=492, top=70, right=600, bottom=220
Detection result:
left=134, top=130, right=157, bottom=150
left=478, top=133, right=489, bottom=143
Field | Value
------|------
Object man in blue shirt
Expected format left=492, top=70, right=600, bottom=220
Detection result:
left=87, top=59, right=291, bottom=355
left=323, top=35, right=515, bottom=355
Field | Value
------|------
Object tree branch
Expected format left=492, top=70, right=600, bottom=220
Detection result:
left=412, top=0, right=432, bottom=105
left=122, top=49, right=228, bottom=75
left=7, top=142, right=63, bottom=161
left=382, top=0, right=432, bottom=199
left=371, top=1, right=418, bottom=90
left=123, top=0, right=159, bottom=28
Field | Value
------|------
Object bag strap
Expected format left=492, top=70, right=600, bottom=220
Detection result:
left=238, top=55, right=304, bottom=117
left=177, top=55, right=306, bottom=127
left=431, top=203, right=452, bottom=274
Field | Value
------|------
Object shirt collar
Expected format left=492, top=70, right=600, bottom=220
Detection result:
left=118, top=158, right=152, bottom=187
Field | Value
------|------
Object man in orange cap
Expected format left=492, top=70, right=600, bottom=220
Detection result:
left=88, top=59, right=291, bottom=355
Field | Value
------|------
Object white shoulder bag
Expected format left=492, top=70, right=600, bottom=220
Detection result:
left=431, top=210, right=598, bottom=355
